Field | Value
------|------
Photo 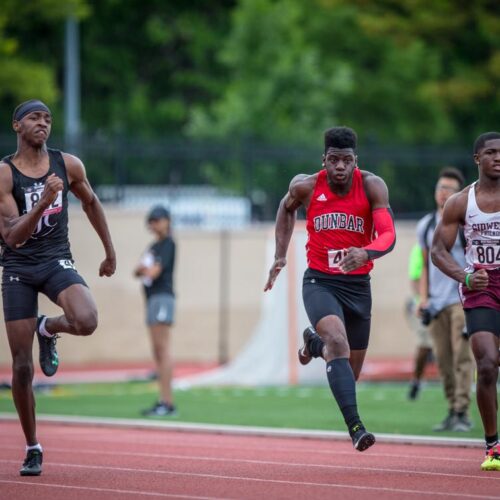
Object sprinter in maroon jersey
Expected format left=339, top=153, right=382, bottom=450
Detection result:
left=265, top=126, right=396, bottom=451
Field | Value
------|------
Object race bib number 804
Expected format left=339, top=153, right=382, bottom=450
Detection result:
left=472, top=242, right=500, bottom=267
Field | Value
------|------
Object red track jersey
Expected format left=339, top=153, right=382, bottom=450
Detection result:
left=306, top=167, right=374, bottom=275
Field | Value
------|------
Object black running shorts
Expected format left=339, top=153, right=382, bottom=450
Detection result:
left=302, top=268, right=372, bottom=350
left=2, top=259, right=88, bottom=322
left=465, top=307, right=500, bottom=337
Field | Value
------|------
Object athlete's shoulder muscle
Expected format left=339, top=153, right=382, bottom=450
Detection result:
left=290, top=173, right=317, bottom=199
left=361, top=170, right=389, bottom=209
left=61, top=152, right=86, bottom=185
left=442, top=188, right=468, bottom=225
left=0, top=162, right=13, bottom=194
left=280, top=173, right=317, bottom=212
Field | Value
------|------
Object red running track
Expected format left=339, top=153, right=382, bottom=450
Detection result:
left=0, top=420, right=499, bottom=499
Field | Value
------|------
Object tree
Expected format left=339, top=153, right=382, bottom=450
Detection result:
left=79, top=0, right=234, bottom=137
left=189, top=0, right=500, bottom=146
left=0, top=0, right=88, bottom=135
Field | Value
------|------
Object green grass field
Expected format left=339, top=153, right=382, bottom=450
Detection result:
left=0, top=380, right=484, bottom=438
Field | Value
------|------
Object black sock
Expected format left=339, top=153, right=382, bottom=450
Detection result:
left=486, top=433, right=498, bottom=450
left=309, top=335, right=325, bottom=358
left=326, top=358, right=361, bottom=433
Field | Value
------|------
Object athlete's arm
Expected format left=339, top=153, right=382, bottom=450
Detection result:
left=264, top=174, right=312, bottom=291
left=64, top=153, right=116, bottom=277
left=339, top=173, right=396, bottom=273
left=0, top=162, right=63, bottom=247
left=431, top=190, right=488, bottom=290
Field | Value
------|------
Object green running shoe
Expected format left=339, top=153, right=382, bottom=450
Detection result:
left=36, top=316, right=60, bottom=377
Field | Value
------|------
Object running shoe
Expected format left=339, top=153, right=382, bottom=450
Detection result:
left=407, top=380, right=421, bottom=401
left=350, top=424, right=376, bottom=452
left=141, top=402, right=177, bottom=417
left=481, top=446, right=500, bottom=471
left=298, top=326, right=317, bottom=365
left=36, top=316, right=60, bottom=377
left=452, top=413, right=473, bottom=432
left=20, top=449, right=43, bottom=476
left=432, top=410, right=456, bottom=431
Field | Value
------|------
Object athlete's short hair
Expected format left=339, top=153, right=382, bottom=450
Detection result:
left=473, top=131, right=500, bottom=154
left=438, top=166, right=465, bottom=188
left=324, top=126, right=357, bottom=152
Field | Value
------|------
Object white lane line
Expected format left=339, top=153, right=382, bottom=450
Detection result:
left=1, top=455, right=497, bottom=482
left=0, top=440, right=481, bottom=465
left=0, top=463, right=496, bottom=499
left=0, top=479, right=225, bottom=499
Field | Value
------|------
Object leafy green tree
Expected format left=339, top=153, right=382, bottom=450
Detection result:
left=190, top=0, right=500, bottom=146
left=0, top=0, right=88, bottom=135
left=80, top=0, right=234, bottom=137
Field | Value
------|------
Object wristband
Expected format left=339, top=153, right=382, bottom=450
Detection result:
left=465, top=273, right=472, bottom=289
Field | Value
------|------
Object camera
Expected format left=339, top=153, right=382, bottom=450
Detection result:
left=420, top=308, right=433, bottom=326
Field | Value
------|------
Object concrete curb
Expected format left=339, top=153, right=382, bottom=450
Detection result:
left=0, top=412, right=483, bottom=448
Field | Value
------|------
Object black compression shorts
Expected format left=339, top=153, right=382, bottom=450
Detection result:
left=302, top=268, right=372, bottom=350
left=465, top=307, right=500, bottom=337
left=2, top=259, right=87, bottom=322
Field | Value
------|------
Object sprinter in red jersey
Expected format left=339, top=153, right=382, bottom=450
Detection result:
left=264, top=126, right=396, bottom=451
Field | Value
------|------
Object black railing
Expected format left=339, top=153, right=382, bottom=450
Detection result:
left=0, top=133, right=475, bottom=220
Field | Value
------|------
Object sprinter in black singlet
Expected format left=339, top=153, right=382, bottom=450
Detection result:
left=0, top=100, right=116, bottom=477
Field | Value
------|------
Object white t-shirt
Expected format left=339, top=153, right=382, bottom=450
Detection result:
left=417, top=211, right=465, bottom=315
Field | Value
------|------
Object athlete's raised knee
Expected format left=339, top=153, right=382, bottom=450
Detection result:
left=70, top=311, right=98, bottom=336
left=322, top=331, right=349, bottom=358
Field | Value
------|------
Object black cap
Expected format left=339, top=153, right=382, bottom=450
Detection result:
left=147, top=205, right=170, bottom=222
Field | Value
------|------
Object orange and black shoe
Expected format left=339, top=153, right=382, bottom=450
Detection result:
left=298, top=326, right=317, bottom=365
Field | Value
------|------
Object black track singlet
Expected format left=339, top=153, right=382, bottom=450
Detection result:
left=1, top=149, right=72, bottom=266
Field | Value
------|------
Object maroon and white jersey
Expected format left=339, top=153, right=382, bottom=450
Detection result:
left=461, top=183, right=500, bottom=311
left=463, top=183, right=500, bottom=273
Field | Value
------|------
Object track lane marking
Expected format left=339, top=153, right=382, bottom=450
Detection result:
left=0, top=465, right=496, bottom=499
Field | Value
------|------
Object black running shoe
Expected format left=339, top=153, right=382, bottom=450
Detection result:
left=36, top=316, right=60, bottom=377
left=298, top=326, right=317, bottom=365
left=20, top=449, right=43, bottom=476
left=351, top=424, right=376, bottom=452
left=407, top=380, right=421, bottom=400
left=141, top=402, right=177, bottom=417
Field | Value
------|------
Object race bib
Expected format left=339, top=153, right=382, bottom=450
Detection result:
left=471, top=241, right=500, bottom=267
left=328, top=249, right=345, bottom=270
left=24, top=184, right=63, bottom=216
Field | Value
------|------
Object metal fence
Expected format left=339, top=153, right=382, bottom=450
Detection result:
left=0, top=133, right=476, bottom=220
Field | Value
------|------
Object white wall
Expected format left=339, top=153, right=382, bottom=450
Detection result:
left=0, top=208, right=419, bottom=368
